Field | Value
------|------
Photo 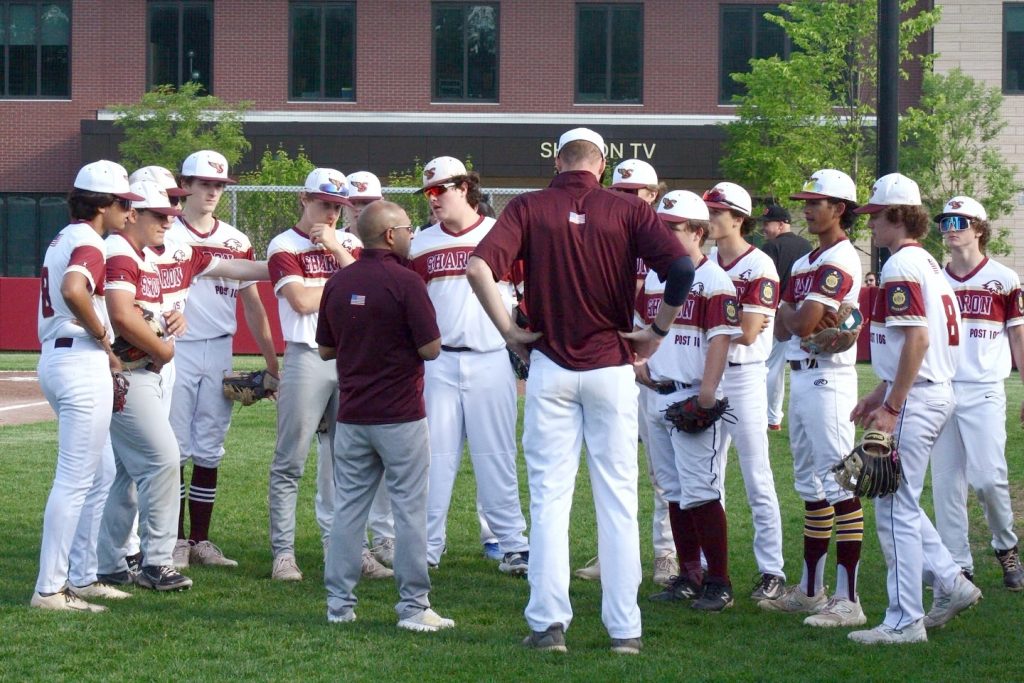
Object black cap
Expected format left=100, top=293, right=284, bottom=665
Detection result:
left=758, top=204, right=791, bottom=223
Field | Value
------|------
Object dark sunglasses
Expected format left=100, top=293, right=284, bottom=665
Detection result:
left=117, top=198, right=133, bottom=210
left=938, top=215, right=971, bottom=233
left=423, top=183, right=457, bottom=199
left=702, top=188, right=743, bottom=212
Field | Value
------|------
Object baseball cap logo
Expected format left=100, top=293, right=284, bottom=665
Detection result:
left=208, top=161, right=225, bottom=174
left=662, top=198, right=676, bottom=209
left=425, top=167, right=436, bottom=180
left=802, top=178, right=818, bottom=192
left=353, top=181, right=368, bottom=192
left=619, top=168, right=633, bottom=179
left=949, top=200, right=963, bottom=209
left=328, top=177, right=344, bottom=191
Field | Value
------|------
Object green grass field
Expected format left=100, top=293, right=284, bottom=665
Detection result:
left=1, top=354, right=1021, bottom=681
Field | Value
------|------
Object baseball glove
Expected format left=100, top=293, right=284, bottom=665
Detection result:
left=832, top=429, right=902, bottom=498
left=508, top=348, right=529, bottom=381
left=112, top=372, right=129, bottom=413
left=800, top=303, right=863, bottom=355
left=222, top=369, right=279, bottom=406
left=663, top=396, right=733, bottom=434
left=111, top=307, right=164, bottom=370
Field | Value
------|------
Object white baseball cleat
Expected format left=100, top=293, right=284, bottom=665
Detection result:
left=68, top=582, right=132, bottom=600
left=397, top=608, right=455, bottom=633
left=190, top=540, right=238, bottom=567
left=574, top=557, right=600, bottom=581
left=759, top=584, right=827, bottom=613
left=271, top=554, right=303, bottom=582
left=327, top=606, right=356, bottom=624
left=923, top=573, right=982, bottom=629
left=361, top=548, right=394, bottom=579
left=172, top=539, right=191, bottom=569
left=848, top=620, right=927, bottom=645
left=803, top=597, right=866, bottom=627
left=653, top=555, right=679, bottom=587
left=31, top=589, right=108, bottom=613
left=370, top=537, right=395, bottom=567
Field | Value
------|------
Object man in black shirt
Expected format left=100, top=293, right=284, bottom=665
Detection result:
left=759, top=205, right=812, bottom=430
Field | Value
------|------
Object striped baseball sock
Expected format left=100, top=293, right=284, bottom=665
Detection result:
left=177, top=466, right=187, bottom=540
left=188, top=465, right=218, bottom=543
left=801, top=500, right=834, bottom=597
left=833, top=497, right=864, bottom=601
left=668, top=501, right=703, bottom=585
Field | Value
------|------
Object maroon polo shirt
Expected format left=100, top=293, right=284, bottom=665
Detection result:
left=315, top=249, right=440, bottom=425
left=473, top=170, right=686, bottom=370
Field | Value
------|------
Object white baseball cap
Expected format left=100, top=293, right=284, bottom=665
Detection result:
left=129, top=165, right=191, bottom=197
left=557, top=128, right=606, bottom=157
left=129, top=180, right=182, bottom=216
left=611, top=159, right=658, bottom=190
left=934, top=195, right=987, bottom=222
left=657, top=190, right=710, bottom=223
left=854, top=173, right=921, bottom=214
left=181, top=150, right=237, bottom=184
left=74, top=160, right=144, bottom=200
left=790, top=169, right=858, bottom=203
left=303, top=168, right=352, bottom=205
left=703, top=181, right=752, bottom=216
left=419, top=156, right=468, bottom=192
left=345, top=171, right=383, bottom=201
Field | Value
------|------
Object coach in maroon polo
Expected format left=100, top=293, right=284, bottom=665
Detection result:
left=316, top=200, right=453, bottom=633
left=467, top=127, right=695, bottom=654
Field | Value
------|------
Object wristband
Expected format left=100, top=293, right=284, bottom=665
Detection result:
left=650, top=322, right=670, bottom=338
left=93, top=328, right=107, bottom=341
left=882, top=400, right=901, bottom=417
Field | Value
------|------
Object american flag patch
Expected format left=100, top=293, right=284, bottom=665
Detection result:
left=569, top=211, right=586, bottom=225
left=350, top=294, right=366, bottom=305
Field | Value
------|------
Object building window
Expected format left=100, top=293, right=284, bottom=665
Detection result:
left=147, top=1, right=213, bottom=92
left=1005, top=3, right=1024, bottom=94
left=0, top=194, right=67, bottom=276
left=575, top=4, right=642, bottom=103
left=0, top=2, right=70, bottom=98
left=432, top=3, right=498, bottom=101
left=720, top=4, right=791, bottom=103
left=289, top=2, right=355, bottom=100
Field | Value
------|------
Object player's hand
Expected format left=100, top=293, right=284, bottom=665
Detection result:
left=108, top=352, right=124, bottom=374
left=813, top=307, right=840, bottom=333
left=633, top=362, right=655, bottom=387
left=164, top=309, right=187, bottom=337
left=861, top=407, right=897, bottom=434
left=850, top=386, right=885, bottom=427
left=697, top=391, right=717, bottom=409
left=620, top=326, right=667, bottom=364
left=309, top=223, right=338, bottom=251
left=760, top=316, right=771, bottom=333
left=264, top=369, right=280, bottom=401
left=503, top=324, right=542, bottom=365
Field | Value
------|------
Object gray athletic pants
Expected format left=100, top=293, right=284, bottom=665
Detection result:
left=325, top=419, right=432, bottom=620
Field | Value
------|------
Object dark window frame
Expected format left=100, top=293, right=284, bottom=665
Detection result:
left=718, top=3, right=792, bottom=104
left=1004, top=2, right=1024, bottom=94
left=431, top=2, right=500, bottom=102
left=0, top=1, right=71, bottom=99
left=146, top=0, right=214, bottom=93
left=574, top=3, right=643, bottom=104
left=288, top=1, right=357, bottom=101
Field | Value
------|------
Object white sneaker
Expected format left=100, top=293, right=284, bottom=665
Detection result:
left=272, top=554, right=303, bottom=581
left=172, top=539, right=191, bottom=569
left=397, top=608, right=455, bottom=632
left=190, top=540, right=239, bottom=567
left=653, top=555, right=679, bottom=587
left=759, top=584, right=828, bottom=613
left=923, top=573, right=982, bottom=629
left=849, top=620, right=927, bottom=644
left=30, top=589, right=107, bottom=613
left=327, top=606, right=356, bottom=624
left=803, top=597, right=866, bottom=627
left=574, top=557, right=600, bottom=581
left=68, top=582, right=132, bottom=600
left=371, top=537, right=395, bottom=567
left=361, top=548, right=394, bottom=579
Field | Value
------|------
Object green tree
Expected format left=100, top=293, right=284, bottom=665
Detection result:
left=110, top=82, right=251, bottom=172
left=721, top=0, right=940, bottom=224
left=234, top=147, right=316, bottom=257
left=901, top=68, right=1021, bottom=256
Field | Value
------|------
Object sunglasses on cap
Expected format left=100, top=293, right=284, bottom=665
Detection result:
left=702, top=188, right=744, bottom=212
left=423, top=182, right=457, bottom=199
left=938, top=215, right=971, bottom=233
left=318, top=182, right=351, bottom=197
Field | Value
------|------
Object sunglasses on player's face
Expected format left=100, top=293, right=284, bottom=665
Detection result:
left=423, top=182, right=457, bottom=199
left=938, top=215, right=971, bottom=233
left=116, top=198, right=133, bottom=210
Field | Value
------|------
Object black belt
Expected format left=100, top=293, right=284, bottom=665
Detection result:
left=55, top=337, right=74, bottom=348
left=441, top=345, right=472, bottom=353
left=790, top=359, right=819, bottom=371
left=652, top=380, right=693, bottom=395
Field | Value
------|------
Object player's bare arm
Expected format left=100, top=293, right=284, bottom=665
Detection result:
left=163, top=309, right=187, bottom=337
left=781, top=298, right=828, bottom=337
left=466, top=255, right=542, bottom=362
left=698, top=334, right=731, bottom=408
left=61, top=271, right=109, bottom=342
left=209, top=259, right=271, bottom=282
left=240, top=285, right=280, bottom=378
left=861, top=326, right=929, bottom=432
left=318, top=343, right=337, bottom=361
left=280, top=281, right=326, bottom=316
left=851, top=381, right=886, bottom=426
left=418, top=337, right=442, bottom=361
left=106, top=289, right=174, bottom=365
left=1006, top=325, right=1024, bottom=423
left=734, top=310, right=768, bottom=346
left=309, top=223, right=356, bottom=268
left=774, top=303, right=794, bottom=341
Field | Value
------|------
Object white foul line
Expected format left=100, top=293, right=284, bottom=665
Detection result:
left=0, top=401, right=50, bottom=413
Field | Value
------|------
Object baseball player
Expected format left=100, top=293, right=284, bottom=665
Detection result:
left=703, top=181, right=786, bottom=602
left=409, top=156, right=529, bottom=573
left=931, top=195, right=1024, bottom=590
left=641, top=191, right=741, bottom=610
left=468, top=128, right=693, bottom=655
left=849, top=173, right=981, bottom=644
left=763, top=169, right=865, bottom=627
left=267, top=169, right=392, bottom=582
left=167, top=151, right=280, bottom=569
left=576, top=158, right=678, bottom=586
left=32, top=161, right=139, bottom=611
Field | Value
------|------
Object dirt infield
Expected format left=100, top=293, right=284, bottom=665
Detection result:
left=0, top=372, right=54, bottom=426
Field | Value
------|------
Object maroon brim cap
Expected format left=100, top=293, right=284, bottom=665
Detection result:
left=141, top=206, right=183, bottom=216
left=853, top=203, right=886, bottom=214
left=307, top=192, right=353, bottom=206
left=187, top=174, right=238, bottom=185
left=704, top=200, right=732, bottom=212
left=115, top=191, right=146, bottom=201
left=166, top=187, right=192, bottom=197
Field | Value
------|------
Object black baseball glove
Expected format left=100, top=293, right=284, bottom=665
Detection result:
left=222, top=370, right=279, bottom=406
left=111, top=307, right=164, bottom=370
left=832, top=429, right=902, bottom=498
left=663, top=396, right=733, bottom=434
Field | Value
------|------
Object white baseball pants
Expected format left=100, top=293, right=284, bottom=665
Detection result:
left=638, top=387, right=675, bottom=558
left=766, top=339, right=787, bottom=426
left=169, top=336, right=234, bottom=468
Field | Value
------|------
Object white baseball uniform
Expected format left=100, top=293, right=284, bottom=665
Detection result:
left=409, top=215, right=529, bottom=565
left=35, top=222, right=114, bottom=595
left=869, top=242, right=964, bottom=629
left=711, top=245, right=785, bottom=578
left=932, top=257, right=1022, bottom=572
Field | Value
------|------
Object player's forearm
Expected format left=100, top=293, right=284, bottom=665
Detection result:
left=699, top=335, right=731, bottom=402
left=241, top=288, right=280, bottom=375
left=1007, top=326, right=1024, bottom=386
left=783, top=300, right=825, bottom=338
left=886, top=328, right=929, bottom=407
left=212, top=259, right=270, bottom=281
left=467, top=256, right=513, bottom=337
left=108, top=302, right=173, bottom=362
left=282, top=284, right=324, bottom=316
left=735, top=312, right=765, bottom=346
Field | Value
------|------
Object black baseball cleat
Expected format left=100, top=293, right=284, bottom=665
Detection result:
left=97, top=570, right=136, bottom=586
left=996, top=546, right=1024, bottom=591
left=649, top=575, right=701, bottom=602
left=125, top=552, right=144, bottom=574
left=692, top=581, right=734, bottom=612
left=136, top=565, right=193, bottom=592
